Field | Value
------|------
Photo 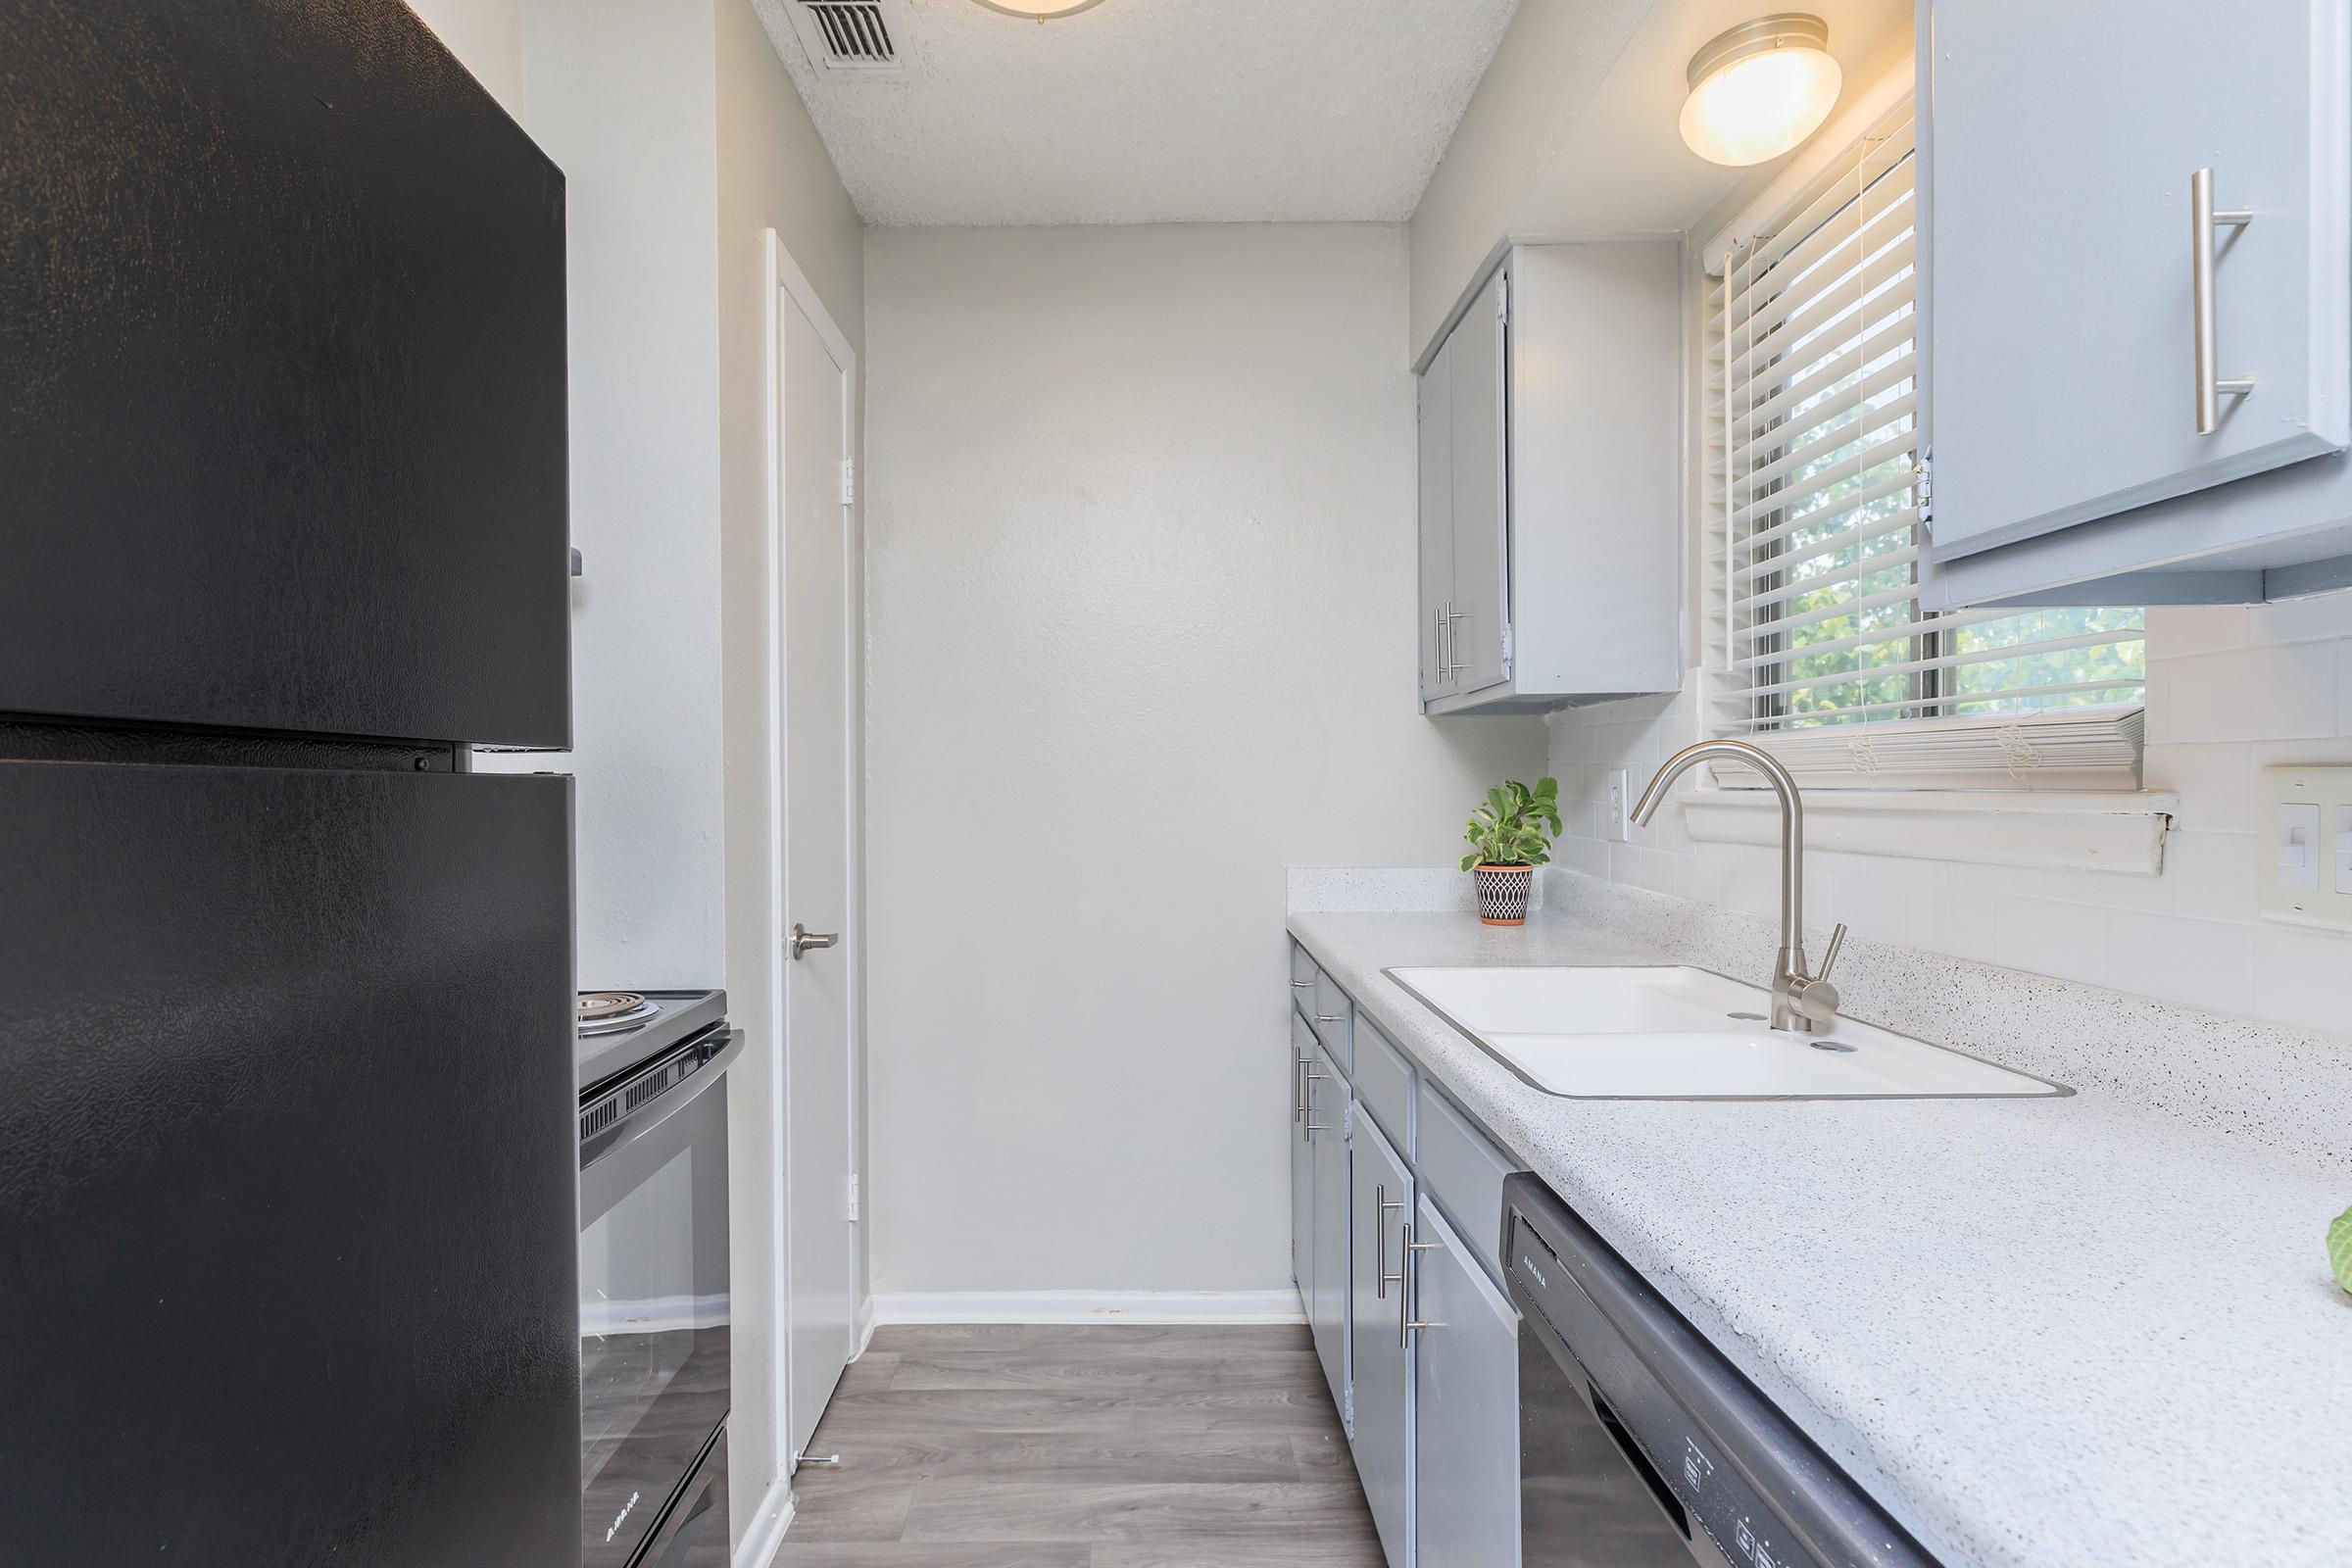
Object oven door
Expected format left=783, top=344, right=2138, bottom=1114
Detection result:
left=579, top=1030, right=740, bottom=1568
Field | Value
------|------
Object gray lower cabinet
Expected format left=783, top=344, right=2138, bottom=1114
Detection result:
left=1307, top=1041, right=1351, bottom=1429
left=1349, top=1114, right=1415, bottom=1567
left=1284, top=952, right=1521, bottom=1568
left=1410, top=1195, right=1522, bottom=1568
left=1290, top=1010, right=1316, bottom=1292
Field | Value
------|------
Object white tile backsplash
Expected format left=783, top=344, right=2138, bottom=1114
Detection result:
left=2146, top=641, right=2339, bottom=744
left=1544, top=593, right=2352, bottom=1037
left=2252, top=923, right=2352, bottom=1037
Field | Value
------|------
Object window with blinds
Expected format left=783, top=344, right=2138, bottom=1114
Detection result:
left=1705, top=101, right=2145, bottom=787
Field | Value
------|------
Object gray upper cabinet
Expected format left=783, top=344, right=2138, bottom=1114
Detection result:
left=1418, top=333, right=1458, bottom=705
left=1446, top=269, right=1512, bottom=701
left=1415, top=243, right=1684, bottom=713
left=1919, top=0, right=2352, bottom=606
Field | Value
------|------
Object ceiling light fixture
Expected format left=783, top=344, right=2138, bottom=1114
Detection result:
left=1678, top=14, right=1840, bottom=168
left=968, top=0, right=1107, bottom=18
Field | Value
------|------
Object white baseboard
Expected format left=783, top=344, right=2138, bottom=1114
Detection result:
left=853, top=1293, right=879, bottom=1357
left=733, top=1477, right=794, bottom=1568
left=869, top=1289, right=1306, bottom=1326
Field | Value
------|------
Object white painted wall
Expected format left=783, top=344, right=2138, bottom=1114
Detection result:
left=1406, top=0, right=1655, bottom=359
left=402, top=0, right=525, bottom=119
left=861, top=223, right=1548, bottom=1297
left=516, top=0, right=727, bottom=987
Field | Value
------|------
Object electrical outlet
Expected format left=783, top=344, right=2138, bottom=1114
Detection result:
left=2258, top=766, right=2352, bottom=932
left=1605, top=768, right=1630, bottom=844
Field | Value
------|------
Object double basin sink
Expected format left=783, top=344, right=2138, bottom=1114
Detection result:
left=1385, top=965, right=2065, bottom=1100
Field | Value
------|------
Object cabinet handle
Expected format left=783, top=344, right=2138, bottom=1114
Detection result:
left=1303, top=1070, right=1330, bottom=1137
left=2190, top=167, right=2256, bottom=435
left=1289, top=979, right=1314, bottom=990
left=1292, top=1054, right=1306, bottom=1124
left=1314, top=1012, right=1344, bottom=1024
left=1397, top=1224, right=1443, bottom=1346
left=1374, top=1184, right=1405, bottom=1300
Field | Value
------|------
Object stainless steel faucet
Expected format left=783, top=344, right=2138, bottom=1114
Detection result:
left=1631, top=739, right=1847, bottom=1034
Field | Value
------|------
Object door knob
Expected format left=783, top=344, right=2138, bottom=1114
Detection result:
left=789, top=923, right=839, bottom=959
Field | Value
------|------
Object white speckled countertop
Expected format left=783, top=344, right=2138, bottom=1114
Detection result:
left=1287, top=875, right=2352, bottom=1568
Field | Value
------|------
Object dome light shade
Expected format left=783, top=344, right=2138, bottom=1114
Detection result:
left=969, top=0, right=1108, bottom=17
left=1679, top=15, right=1841, bottom=168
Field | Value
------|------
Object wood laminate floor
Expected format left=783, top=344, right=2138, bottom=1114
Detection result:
left=777, top=1323, right=1387, bottom=1567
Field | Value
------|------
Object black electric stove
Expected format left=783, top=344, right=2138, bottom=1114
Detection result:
left=575, top=986, right=736, bottom=1568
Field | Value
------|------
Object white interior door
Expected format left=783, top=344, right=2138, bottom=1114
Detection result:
left=775, top=260, right=858, bottom=1466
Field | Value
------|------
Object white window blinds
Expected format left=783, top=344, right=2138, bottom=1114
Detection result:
left=1705, top=102, right=2145, bottom=787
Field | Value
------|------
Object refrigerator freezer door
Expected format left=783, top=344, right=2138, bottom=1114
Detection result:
left=0, top=763, right=579, bottom=1567
left=0, top=0, right=568, bottom=748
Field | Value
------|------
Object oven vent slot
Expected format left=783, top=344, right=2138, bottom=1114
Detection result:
left=580, top=1037, right=718, bottom=1148
left=579, top=1095, right=620, bottom=1143
left=625, top=1063, right=676, bottom=1110
left=579, top=1062, right=673, bottom=1144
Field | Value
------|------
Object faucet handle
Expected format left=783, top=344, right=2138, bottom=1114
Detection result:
left=1815, top=922, right=1847, bottom=983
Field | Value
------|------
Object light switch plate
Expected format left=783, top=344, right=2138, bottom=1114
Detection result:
left=2257, top=766, right=2352, bottom=932
left=1604, top=768, right=1629, bottom=844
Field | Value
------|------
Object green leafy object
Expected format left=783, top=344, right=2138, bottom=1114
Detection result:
left=1459, top=775, right=1564, bottom=870
left=2330, top=1207, right=2352, bottom=1296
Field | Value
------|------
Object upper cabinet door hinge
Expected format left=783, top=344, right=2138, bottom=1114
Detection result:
left=845, top=1173, right=861, bottom=1223
left=1500, top=620, right=1515, bottom=676
left=839, top=459, right=857, bottom=507
left=1496, top=272, right=1510, bottom=328
left=1914, top=447, right=1933, bottom=533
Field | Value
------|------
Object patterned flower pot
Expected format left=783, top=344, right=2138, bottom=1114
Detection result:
left=1473, top=863, right=1535, bottom=926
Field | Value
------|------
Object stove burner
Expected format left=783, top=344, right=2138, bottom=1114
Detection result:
left=577, top=991, right=662, bottom=1036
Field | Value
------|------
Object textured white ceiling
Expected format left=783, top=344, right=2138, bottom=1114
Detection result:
left=752, top=0, right=1523, bottom=225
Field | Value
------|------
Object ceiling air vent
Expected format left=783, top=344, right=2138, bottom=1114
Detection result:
left=784, top=0, right=910, bottom=75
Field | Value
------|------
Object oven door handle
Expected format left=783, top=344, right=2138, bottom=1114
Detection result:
left=579, top=1029, right=742, bottom=1203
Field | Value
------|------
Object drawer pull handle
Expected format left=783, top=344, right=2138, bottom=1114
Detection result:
left=1398, top=1223, right=1442, bottom=1346
left=1374, top=1184, right=1405, bottom=1299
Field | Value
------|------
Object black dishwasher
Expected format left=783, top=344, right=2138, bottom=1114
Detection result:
left=1504, top=1175, right=1940, bottom=1568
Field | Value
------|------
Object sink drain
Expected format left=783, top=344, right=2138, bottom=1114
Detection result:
left=1809, top=1039, right=1857, bottom=1054
left=1726, top=1011, right=1766, bottom=1022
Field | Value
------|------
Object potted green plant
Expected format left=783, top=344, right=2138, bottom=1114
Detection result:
left=1458, top=777, right=1561, bottom=926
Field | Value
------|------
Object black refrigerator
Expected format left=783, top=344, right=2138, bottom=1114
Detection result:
left=0, top=3, right=580, bottom=1564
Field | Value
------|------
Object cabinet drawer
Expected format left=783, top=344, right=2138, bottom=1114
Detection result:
left=1352, top=1016, right=1415, bottom=1155
left=1416, top=1082, right=1519, bottom=1287
left=1288, top=941, right=1319, bottom=1018
left=1309, top=967, right=1351, bottom=1071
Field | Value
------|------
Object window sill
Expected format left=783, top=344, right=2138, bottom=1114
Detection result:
left=1675, top=788, right=2178, bottom=876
